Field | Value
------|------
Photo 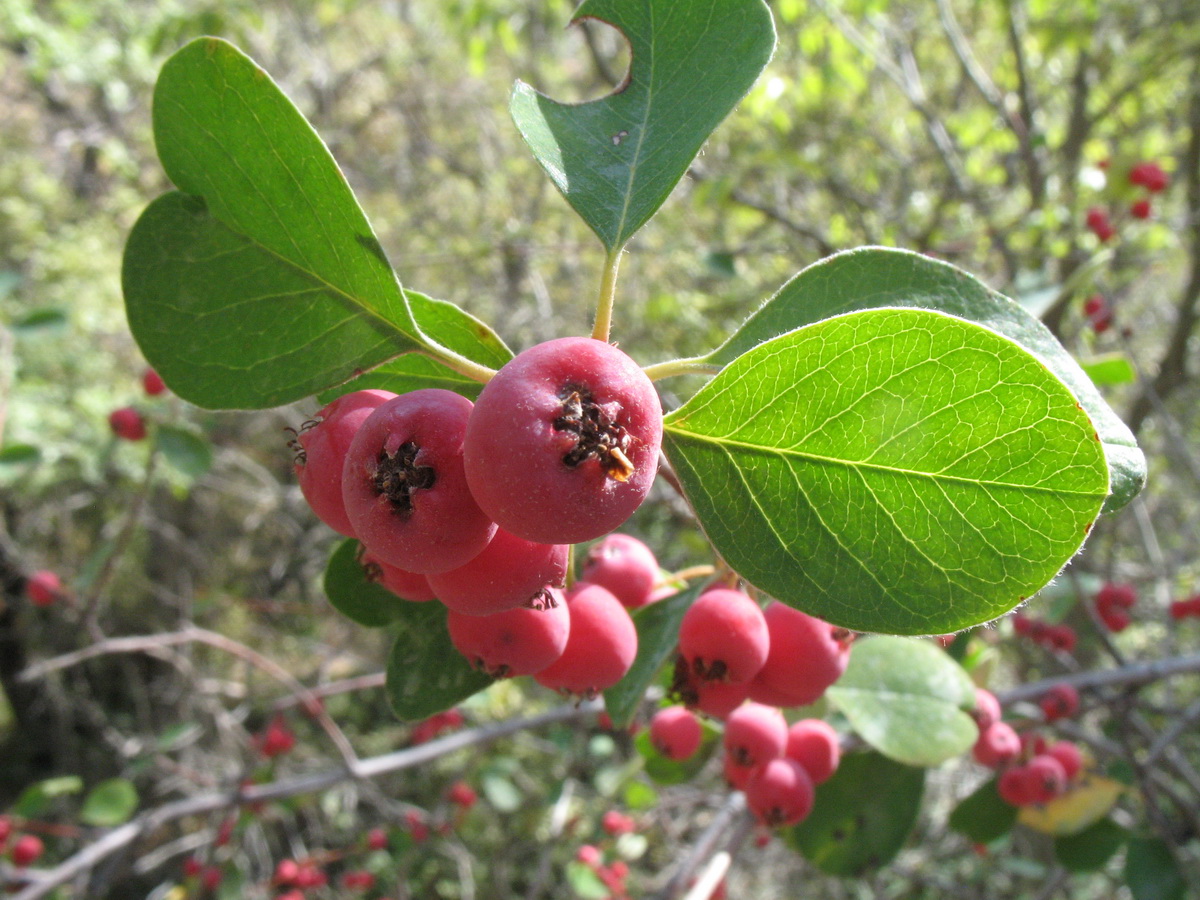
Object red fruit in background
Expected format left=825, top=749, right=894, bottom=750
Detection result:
left=691, top=677, right=751, bottom=720
left=255, top=715, right=296, bottom=758
left=1130, top=198, right=1152, bottom=219
left=1020, top=731, right=1049, bottom=759
left=533, top=583, right=637, bottom=697
left=1025, top=754, right=1069, bottom=804
left=748, top=603, right=850, bottom=707
left=274, top=858, right=300, bottom=884
left=678, top=588, right=769, bottom=684
left=972, top=688, right=1002, bottom=731
left=341, top=870, right=376, bottom=890
left=0, top=816, right=11, bottom=845
left=142, top=367, right=167, bottom=396
left=723, top=702, right=787, bottom=771
left=109, top=406, right=147, bottom=441
left=359, top=548, right=437, bottom=602
left=1040, top=683, right=1080, bottom=722
left=1011, top=612, right=1034, bottom=636
left=182, top=855, right=202, bottom=878
left=463, top=337, right=663, bottom=545
left=973, top=721, right=1021, bottom=769
left=342, top=390, right=496, bottom=574
left=576, top=844, right=602, bottom=867
left=447, top=781, right=478, bottom=808
left=1169, top=596, right=1200, bottom=619
left=1085, top=206, right=1115, bottom=241
left=1044, top=624, right=1077, bottom=653
left=1046, top=740, right=1083, bottom=781
left=581, top=533, right=660, bottom=609
left=722, top=752, right=755, bottom=791
left=601, top=810, right=635, bottom=836
left=367, top=828, right=388, bottom=851
left=1129, top=161, right=1169, bottom=193
left=998, top=765, right=1039, bottom=807
left=1096, top=582, right=1137, bottom=610
left=447, top=591, right=569, bottom=677
left=1100, top=607, right=1131, bottom=632
left=25, top=570, right=61, bottom=607
left=649, top=706, right=703, bottom=761
left=293, top=389, right=395, bottom=537
left=1082, top=294, right=1113, bottom=333
left=201, top=866, right=222, bottom=891
left=294, top=862, right=327, bottom=888
left=785, top=719, right=840, bottom=784
left=428, top=528, right=567, bottom=616
left=745, top=758, right=815, bottom=827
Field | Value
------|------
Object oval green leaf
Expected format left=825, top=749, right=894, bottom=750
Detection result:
left=385, top=602, right=493, bottom=722
left=663, top=307, right=1110, bottom=635
left=1125, top=837, right=1188, bottom=900
left=156, top=424, right=213, bottom=480
left=786, top=751, right=924, bottom=876
left=700, top=247, right=1142, bottom=512
left=323, top=539, right=417, bottom=628
left=510, top=0, right=775, bottom=251
left=948, top=777, right=1019, bottom=844
left=80, top=778, right=139, bottom=827
left=825, top=637, right=977, bottom=766
left=1055, top=817, right=1128, bottom=872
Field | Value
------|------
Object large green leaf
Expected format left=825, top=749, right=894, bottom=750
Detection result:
left=825, top=637, right=977, bottom=766
left=124, top=38, right=491, bottom=410
left=510, top=0, right=775, bottom=251
left=1055, top=818, right=1128, bottom=872
left=602, top=586, right=698, bottom=728
left=948, top=778, right=1019, bottom=844
left=1124, top=837, right=1188, bottom=900
left=323, top=539, right=416, bottom=628
left=700, top=247, right=1143, bottom=512
left=786, top=751, right=924, bottom=876
left=385, top=602, right=493, bottom=722
left=662, top=307, right=1110, bottom=635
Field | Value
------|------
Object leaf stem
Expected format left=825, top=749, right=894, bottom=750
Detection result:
left=641, top=356, right=722, bottom=381
left=415, top=347, right=497, bottom=384
left=592, top=248, right=623, bottom=343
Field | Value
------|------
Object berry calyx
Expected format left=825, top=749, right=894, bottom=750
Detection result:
left=649, top=705, right=704, bottom=761
left=745, top=758, right=815, bottom=827
left=463, top=337, right=663, bottom=544
left=677, top=588, right=769, bottom=685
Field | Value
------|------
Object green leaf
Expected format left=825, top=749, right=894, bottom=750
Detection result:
left=480, top=773, right=522, bottom=813
left=786, top=751, right=924, bottom=876
left=1055, top=817, right=1127, bottom=872
left=156, top=424, right=213, bottom=479
left=602, top=585, right=697, bottom=728
left=1080, top=354, right=1136, bottom=386
left=323, top=539, right=416, bottom=628
left=11, top=308, right=68, bottom=334
left=385, top=602, right=493, bottom=722
left=510, top=0, right=775, bottom=251
left=13, top=776, right=83, bottom=818
left=566, top=861, right=612, bottom=900
left=701, top=247, right=1143, bottom=513
left=1125, top=837, right=1188, bottom=900
left=949, top=778, right=1019, bottom=844
left=0, top=444, right=40, bottom=485
left=634, top=720, right=719, bottom=786
left=80, top=778, right=139, bottom=826
left=124, top=38, right=489, bottom=410
left=663, top=307, right=1110, bottom=635
left=825, top=637, right=977, bottom=766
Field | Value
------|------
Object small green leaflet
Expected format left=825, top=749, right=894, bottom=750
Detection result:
left=663, top=306, right=1109, bottom=635
left=511, top=0, right=775, bottom=251
left=323, top=539, right=414, bottom=628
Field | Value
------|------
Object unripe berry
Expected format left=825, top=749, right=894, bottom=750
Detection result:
left=293, top=389, right=396, bottom=537
left=109, top=406, right=147, bottom=441
left=678, top=588, right=770, bottom=684
left=463, top=337, right=663, bottom=544
left=533, top=583, right=637, bottom=697
left=973, top=721, right=1021, bottom=769
left=971, top=688, right=1002, bottom=731
left=745, top=758, right=815, bottom=827
left=447, top=590, right=569, bottom=677
left=11, top=834, right=43, bottom=868
left=581, top=533, right=659, bottom=609
left=1040, top=683, right=1080, bottom=722
left=649, top=706, right=703, bottom=761
left=25, top=570, right=62, bottom=607
left=723, top=702, right=787, bottom=771
left=748, top=603, right=850, bottom=707
left=342, top=390, right=496, bottom=574
left=359, top=548, right=437, bottom=602
left=142, top=367, right=167, bottom=396
left=428, top=528, right=567, bottom=616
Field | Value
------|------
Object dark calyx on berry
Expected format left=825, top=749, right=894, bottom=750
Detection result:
left=373, top=440, right=436, bottom=514
left=553, top=383, right=635, bottom=481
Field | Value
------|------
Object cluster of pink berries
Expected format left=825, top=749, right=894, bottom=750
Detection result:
left=576, top=844, right=631, bottom=898
left=293, top=338, right=665, bottom=692
left=1086, top=159, right=1170, bottom=243
left=1011, top=613, right=1077, bottom=652
left=1168, top=594, right=1200, bottom=620
left=0, top=817, right=43, bottom=870
left=1093, top=582, right=1137, bottom=632
left=970, top=687, right=1085, bottom=808
left=1082, top=294, right=1113, bottom=334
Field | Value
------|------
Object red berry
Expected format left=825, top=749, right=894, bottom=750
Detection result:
left=274, top=858, right=299, bottom=884
left=973, top=721, right=1021, bottom=769
left=533, top=583, right=637, bottom=697
left=1046, top=740, right=1083, bottom=781
left=463, top=337, right=663, bottom=545
left=1020, top=731, right=1049, bottom=759
left=784, top=719, right=840, bottom=785
left=998, top=765, right=1039, bottom=807
left=1011, top=612, right=1034, bottom=636
left=214, top=816, right=234, bottom=847
left=1024, top=754, right=1069, bottom=804
left=576, top=844, right=602, bottom=867
left=678, top=588, right=770, bottom=685
left=1085, top=206, right=1115, bottom=242
left=342, top=390, right=496, bottom=574
left=109, top=406, right=147, bottom=441
left=723, top=702, right=787, bottom=771
left=1039, top=684, right=1080, bottom=722
left=690, top=678, right=751, bottom=720
left=359, top=548, right=437, bottom=602
left=25, top=570, right=61, bottom=607
left=447, top=781, right=478, bottom=808
left=1130, top=198, right=1152, bottom=219
left=142, top=367, right=167, bottom=396
left=649, top=706, right=703, bottom=761
left=342, top=870, right=376, bottom=890
left=1129, top=161, right=1169, bottom=193
left=403, top=810, right=429, bottom=843
left=428, top=528, right=568, bottom=616
left=722, top=752, right=755, bottom=791
left=367, top=828, right=388, bottom=851
left=1044, top=624, right=1077, bottom=654
left=201, top=865, right=222, bottom=891
left=1169, top=596, right=1200, bottom=620
left=972, top=688, right=1002, bottom=731
left=182, top=855, right=202, bottom=878
left=747, top=603, right=850, bottom=707
left=1082, top=294, right=1107, bottom=317
left=581, top=533, right=660, bottom=609
left=1096, top=582, right=1137, bottom=610
left=0, top=816, right=11, bottom=845
left=601, top=810, right=635, bottom=836
left=447, top=590, right=569, bottom=677
left=294, top=862, right=327, bottom=888
left=1099, top=607, right=1131, bottom=632
left=745, top=758, right=815, bottom=827
left=255, top=716, right=296, bottom=758
left=293, top=389, right=395, bottom=537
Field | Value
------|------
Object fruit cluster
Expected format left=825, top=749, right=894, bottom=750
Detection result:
left=1011, top=612, right=1077, bottom=652
left=293, top=338, right=663, bottom=693
left=1093, top=582, right=1137, bottom=632
left=1168, top=594, right=1200, bottom=620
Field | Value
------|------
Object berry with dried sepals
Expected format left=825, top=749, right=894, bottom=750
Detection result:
left=678, top=588, right=770, bottom=685
left=723, top=702, right=787, bottom=772
left=428, top=528, right=567, bottom=616
left=359, top=547, right=437, bottom=602
left=1039, top=683, right=1080, bottom=722
left=649, top=706, right=704, bottom=761
left=447, top=590, right=569, bottom=678
left=745, top=758, right=815, bottom=827
left=533, top=583, right=637, bottom=697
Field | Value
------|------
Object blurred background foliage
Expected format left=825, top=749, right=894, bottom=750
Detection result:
left=1, top=0, right=1198, bottom=897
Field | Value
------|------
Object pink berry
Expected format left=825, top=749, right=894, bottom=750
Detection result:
left=293, top=389, right=396, bottom=537
left=745, top=758, right=815, bottom=827
left=0, top=816, right=11, bottom=845
left=577, top=844, right=602, bottom=867
left=448, top=590, right=569, bottom=677
left=1040, top=683, right=1080, bottom=722
left=678, top=588, right=770, bottom=685
left=367, top=828, right=388, bottom=851
left=997, top=765, right=1038, bottom=806
left=342, top=390, right=496, bottom=574
left=581, top=533, right=660, bottom=609
left=1130, top=198, right=1152, bottom=219
left=722, top=752, right=755, bottom=791
left=142, top=367, right=167, bottom=396
left=690, top=678, right=751, bottom=720
left=109, top=406, right=147, bottom=441
left=25, top=570, right=61, bottom=607
left=972, top=688, right=1002, bottom=731
left=1129, top=161, right=1169, bottom=193
left=785, top=719, right=840, bottom=785
left=723, top=702, right=787, bottom=771
left=1025, top=754, right=1069, bottom=804
left=533, top=583, right=637, bottom=698
left=601, top=810, right=635, bottom=836
left=747, top=603, right=851, bottom=707
left=1046, top=740, right=1083, bottom=781
left=649, top=706, right=703, bottom=761
left=359, top=548, right=437, bottom=602
left=973, top=721, right=1021, bottom=769
left=274, top=859, right=299, bottom=884
left=463, top=337, right=663, bottom=545
left=447, top=781, right=477, bottom=808
left=428, top=528, right=568, bottom=616
left=1044, top=624, right=1077, bottom=653
left=294, top=862, right=327, bottom=888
